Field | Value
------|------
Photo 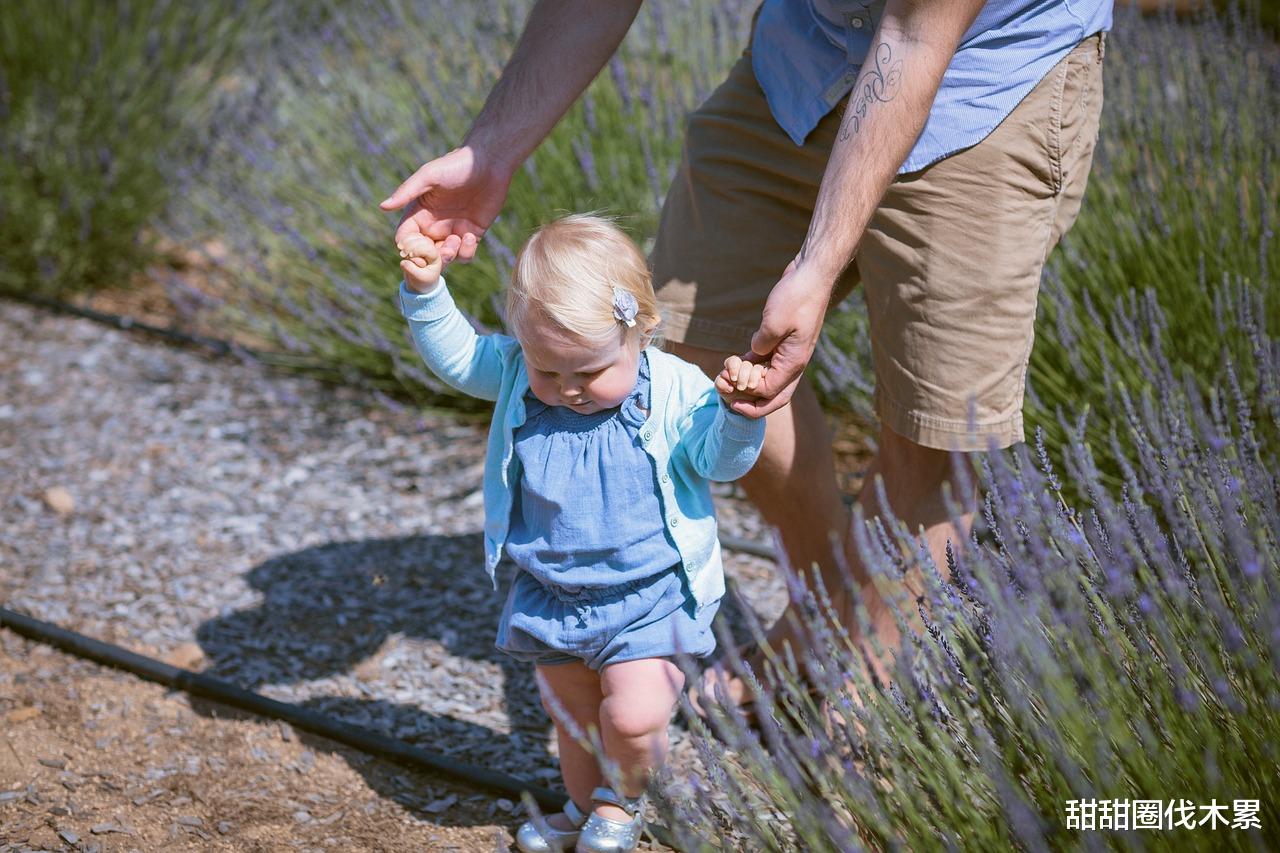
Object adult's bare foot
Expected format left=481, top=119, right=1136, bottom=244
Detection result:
left=685, top=612, right=810, bottom=721
left=687, top=579, right=899, bottom=723
left=685, top=645, right=763, bottom=721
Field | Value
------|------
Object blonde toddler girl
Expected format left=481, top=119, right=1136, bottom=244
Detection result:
left=396, top=214, right=766, bottom=852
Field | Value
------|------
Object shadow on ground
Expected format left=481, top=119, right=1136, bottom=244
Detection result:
left=193, top=533, right=767, bottom=828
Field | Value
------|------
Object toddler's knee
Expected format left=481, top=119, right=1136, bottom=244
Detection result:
left=599, top=695, right=673, bottom=741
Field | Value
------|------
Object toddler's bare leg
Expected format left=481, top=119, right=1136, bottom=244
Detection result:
left=536, top=661, right=604, bottom=829
left=595, top=658, right=685, bottom=820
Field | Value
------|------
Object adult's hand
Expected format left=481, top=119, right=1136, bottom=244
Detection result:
left=729, top=259, right=835, bottom=418
left=379, top=146, right=513, bottom=265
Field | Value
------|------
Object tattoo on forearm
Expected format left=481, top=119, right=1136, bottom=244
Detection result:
left=839, top=42, right=904, bottom=142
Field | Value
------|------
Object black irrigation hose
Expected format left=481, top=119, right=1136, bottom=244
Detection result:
left=0, top=607, right=688, bottom=849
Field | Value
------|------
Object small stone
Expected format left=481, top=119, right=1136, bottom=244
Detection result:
left=91, top=822, right=134, bottom=835
left=423, top=794, right=457, bottom=814
left=5, top=706, right=40, bottom=724
left=38, top=757, right=67, bottom=769
left=176, top=815, right=203, bottom=827
left=162, top=642, right=205, bottom=670
left=43, top=486, right=75, bottom=516
left=59, top=829, right=80, bottom=845
left=217, top=821, right=233, bottom=834
left=293, top=809, right=312, bottom=823
left=496, top=798, right=514, bottom=812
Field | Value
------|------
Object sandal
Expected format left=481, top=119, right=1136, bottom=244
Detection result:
left=514, top=798, right=588, bottom=853
left=575, top=785, right=647, bottom=853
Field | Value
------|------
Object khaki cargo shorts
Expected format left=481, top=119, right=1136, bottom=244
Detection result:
left=652, top=32, right=1106, bottom=451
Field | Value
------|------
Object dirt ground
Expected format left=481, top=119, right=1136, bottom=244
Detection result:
left=0, top=635, right=517, bottom=852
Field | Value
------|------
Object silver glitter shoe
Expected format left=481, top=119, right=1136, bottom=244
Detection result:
left=574, top=786, right=646, bottom=853
left=515, top=798, right=588, bottom=852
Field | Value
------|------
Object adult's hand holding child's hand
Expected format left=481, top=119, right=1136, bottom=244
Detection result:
left=379, top=147, right=510, bottom=266
left=715, top=355, right=768, bottom=406
left=399, top=235, right=444, bottom=293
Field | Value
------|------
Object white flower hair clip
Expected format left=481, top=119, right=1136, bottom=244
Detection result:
left=612, top=286, right=638, bottom=328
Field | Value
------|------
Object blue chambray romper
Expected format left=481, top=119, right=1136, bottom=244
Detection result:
left=494, top=350, right=719, bottom=670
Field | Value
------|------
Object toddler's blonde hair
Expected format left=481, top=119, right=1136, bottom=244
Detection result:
left=507, top=213, right=662, bottom=349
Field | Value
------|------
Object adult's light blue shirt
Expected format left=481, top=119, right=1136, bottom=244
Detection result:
left=397, top=279, right=766, bottom=608
left=751, top=0, right=1114, bottom=173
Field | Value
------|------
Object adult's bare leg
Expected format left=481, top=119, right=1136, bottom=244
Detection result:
left=668, top=341, right=977, bottom=707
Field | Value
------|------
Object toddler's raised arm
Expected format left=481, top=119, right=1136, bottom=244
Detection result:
left=398, top=275, right=514, bottom=403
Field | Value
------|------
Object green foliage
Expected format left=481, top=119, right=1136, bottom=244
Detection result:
left=1026, top=8, right=1279, bottom=467
left=0, top=0, right=261, bottom=297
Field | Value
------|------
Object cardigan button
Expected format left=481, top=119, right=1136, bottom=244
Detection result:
left=661, top=473, right=670, bottom=484
left=669, top=516, right=679, bottom=527
left=643, top=429, right=652, bottom=441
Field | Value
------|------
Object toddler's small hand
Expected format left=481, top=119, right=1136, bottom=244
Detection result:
left=399, top=235, right=444, bottom=292
left=715, top=355, right=768, bottom=401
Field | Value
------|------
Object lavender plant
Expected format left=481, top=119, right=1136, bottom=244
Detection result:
left=0, top=0, right=265, bottom=298
left=1027, top=4, right=1279, bottom=472
left=667, top=280, right=1278, bottom=850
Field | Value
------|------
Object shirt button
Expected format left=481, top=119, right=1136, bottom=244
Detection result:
left=850, top=16, right=864, bottom=29
left=643, top=429, right=652, bottom=441
left=669, top=516, right=679, bottom=527
left=661, top=473, right=670, bottom=484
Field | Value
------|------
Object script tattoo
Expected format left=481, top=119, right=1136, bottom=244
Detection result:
left=839, top=42, right=904, bottom=141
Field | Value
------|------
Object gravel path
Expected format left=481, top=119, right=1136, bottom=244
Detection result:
left=0, top=300, right=799, bottom=850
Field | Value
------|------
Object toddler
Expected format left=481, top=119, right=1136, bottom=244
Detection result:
left=396, top=214, right=767, bottom=853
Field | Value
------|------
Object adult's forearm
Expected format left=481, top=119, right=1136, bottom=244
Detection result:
left=796, top=0, right=985, bottom=283
left=463, top=0, right=643, bottom=178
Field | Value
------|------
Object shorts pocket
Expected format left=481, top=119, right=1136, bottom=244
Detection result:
left=1058, top=37, right=1102, bottom=179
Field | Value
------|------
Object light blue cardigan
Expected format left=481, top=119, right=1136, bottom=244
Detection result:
left=398, top=278, right=766, bottom=608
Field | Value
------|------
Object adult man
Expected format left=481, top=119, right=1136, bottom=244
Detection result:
left=382, top=0, right=1111, bottom=714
